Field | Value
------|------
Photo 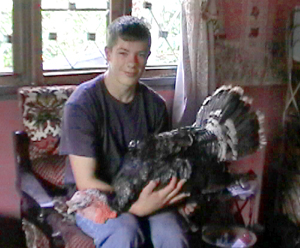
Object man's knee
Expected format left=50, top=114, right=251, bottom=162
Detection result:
left=111, top=213, right=145, bottom=245
left=152, top=228, right=188, bottom=248
left=149, top=211, right=189, bottom=248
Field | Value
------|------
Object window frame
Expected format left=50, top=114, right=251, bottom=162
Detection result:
left=0, top=0, right=177, bottom=88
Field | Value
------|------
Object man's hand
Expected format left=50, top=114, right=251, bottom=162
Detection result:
left=129, top=177, right=190, bottom=217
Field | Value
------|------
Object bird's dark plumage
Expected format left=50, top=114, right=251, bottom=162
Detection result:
left=109, top=85, right=266, bottom=212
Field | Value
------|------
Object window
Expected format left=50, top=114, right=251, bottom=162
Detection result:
left=42, top=0, right=182, bottom=70
left=132, top=0, right=182, bottom=66
left=41, top=0, right=109, bottom=71
left=0, top=0, right=13, bottom=73
left=0, top=0, right=180, bottom=87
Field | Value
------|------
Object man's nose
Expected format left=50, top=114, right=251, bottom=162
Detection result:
left=127, top=54, right=138, bottom=66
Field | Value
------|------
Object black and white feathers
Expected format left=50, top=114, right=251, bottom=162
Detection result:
left=109, top=85, right=266, bottom=212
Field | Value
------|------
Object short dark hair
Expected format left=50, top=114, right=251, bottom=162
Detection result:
left=106, top=16, right=151, bottom=49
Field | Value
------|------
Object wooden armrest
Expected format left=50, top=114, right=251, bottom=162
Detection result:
left=12, top=131, right=30, bottom=171
left=12, top=131, right=31, bottom=194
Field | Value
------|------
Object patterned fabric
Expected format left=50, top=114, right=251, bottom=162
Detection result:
left=47, top=211, right=95, bottom=248
left=22, top=216, right=96, bottom=248
left=18, top=85, right=77, bottom=159
left=19, top=85, right=95, bottom=248
left=22, top=218, right=50, bottom=248
left=18, top=85, right=76, bottom=187
left=172, top=0, right=211, bottom=128
left=31, top=154, right=67, bottom=187
left=214, top=39, right=286, bottom=86
left=65, top=227, right=96, bottom=248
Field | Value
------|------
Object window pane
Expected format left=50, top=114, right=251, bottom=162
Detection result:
left=132, top=0, right=182, bottom=66
left=41, top=0, right=69, bottom=9
left=41, top=0, right=108, bottom=9
left=0, top=0, right=13, bottom=73
left=71, top=0, right=108, bottom=9
left=42, top=1, right=109, bottom=70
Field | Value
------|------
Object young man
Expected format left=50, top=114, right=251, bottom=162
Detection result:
left=60, top=16, right=193, bottom=248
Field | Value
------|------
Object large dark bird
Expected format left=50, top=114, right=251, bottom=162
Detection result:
left=109, top=85, right=266, bottom=213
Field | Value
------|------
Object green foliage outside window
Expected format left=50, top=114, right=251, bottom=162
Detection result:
left=0, top=0, right=13, bottom=72
left=0, top=0, right=182, bottom=72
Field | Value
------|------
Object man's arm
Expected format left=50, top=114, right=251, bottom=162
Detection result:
left=70, top=155, right=189, bottom=216
left=69, top=154, right=114, bottom=192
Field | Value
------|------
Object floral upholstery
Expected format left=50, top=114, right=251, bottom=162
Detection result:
left=22, top=219, right=50, bottom=248
left=214, top=39, right=286, bottom=86
left=17, top=85, right=95, bottom=248
left=30, top=154, right=67, bottom=187
left=22, top=216, right=95, bottom=248
left=18, top=85, right=76, bottom=187
left=19, top=85, right=76, bottom=158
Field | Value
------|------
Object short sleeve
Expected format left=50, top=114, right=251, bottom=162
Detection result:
left=59, top=101, right=98, bottom=158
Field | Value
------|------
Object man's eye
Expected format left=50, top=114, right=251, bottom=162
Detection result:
left=139, top=53, right=147, bottom=58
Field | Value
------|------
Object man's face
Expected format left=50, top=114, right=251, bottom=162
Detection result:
left=105, top=37, right=150, bottom=87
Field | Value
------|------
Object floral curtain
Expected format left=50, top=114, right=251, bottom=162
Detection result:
left=172, top=0, right=217, bottom=128
left=172, top=0, right=286, bottom=129
left=213, top=0, right=285, bottom=87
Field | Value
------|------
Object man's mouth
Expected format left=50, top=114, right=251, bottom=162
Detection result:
left=124, top=71, right=137, bottom=77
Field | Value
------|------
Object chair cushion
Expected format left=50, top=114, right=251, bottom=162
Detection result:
left=18, top=85, right=95, bottom=248
left=18, top=85, right=77, bottom=159
left=47, top=212, right=95, bottom=248
left=31, top=154, right=67, bottom=187
left=22, top=218, right=50, bottom=248
left=23, top=216, right=95, bottom=248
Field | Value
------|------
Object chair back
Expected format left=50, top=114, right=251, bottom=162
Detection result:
left=18, top=85, right=77, bottom=188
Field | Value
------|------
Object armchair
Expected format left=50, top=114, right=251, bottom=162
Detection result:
left=13, top=85, right=95, bottom=248
left=12, top=84, right=259, bottom=248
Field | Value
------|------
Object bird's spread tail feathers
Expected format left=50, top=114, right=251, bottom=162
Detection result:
left=194, top=85, right=266, bottom=161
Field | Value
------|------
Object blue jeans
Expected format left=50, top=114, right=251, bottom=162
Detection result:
left=76, top=210, right=189, bottom=248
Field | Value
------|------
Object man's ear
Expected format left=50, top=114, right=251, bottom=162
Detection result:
left=105, top=46, right=111, bottom=62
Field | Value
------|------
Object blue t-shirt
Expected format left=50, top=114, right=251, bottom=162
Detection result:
left=60, top=74, right=169, bottom=184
